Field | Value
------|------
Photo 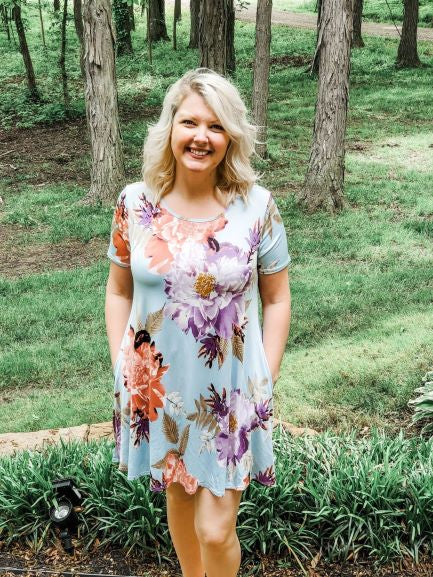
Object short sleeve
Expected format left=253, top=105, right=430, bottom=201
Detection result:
left=107, top=189, right=131, bottom=267
left=258, top=193, right=290, bottom=274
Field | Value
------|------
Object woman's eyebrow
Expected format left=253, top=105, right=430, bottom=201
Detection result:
left=177, top=112, right=220, bottom=124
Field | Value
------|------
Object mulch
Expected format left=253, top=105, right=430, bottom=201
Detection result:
left=1, top=541, right=433, bottom=577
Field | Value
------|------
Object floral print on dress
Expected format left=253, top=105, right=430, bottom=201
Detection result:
left=107, top=182, right=291, bottom=497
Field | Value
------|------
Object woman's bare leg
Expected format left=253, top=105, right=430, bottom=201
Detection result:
left=194, top=487, right=243, bottom=577
left=166, top=482, right=205, bottom=577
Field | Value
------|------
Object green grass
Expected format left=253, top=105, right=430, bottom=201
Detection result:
left=0, top=6, right=432, bottom=434
left=273, top=0, right=433, bottom=27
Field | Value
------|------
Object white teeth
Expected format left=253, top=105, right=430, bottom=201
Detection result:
left=188, top=148, right=209, bottom=156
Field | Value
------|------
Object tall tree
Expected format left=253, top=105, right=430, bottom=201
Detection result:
left=188, top=0, right=199, bottom=48
left=252, top=0, right=272, bottom=158
left=1, top=5, right=12, bottom=43
left=352, top=0, right=364, bottom=47
left=12, top=1, right=40, bottom=101
left=59, top=0, right=70, bottom=112
left=113, top=0, right=133, bottom=54
left=173, top=0, right=180, bottom=50
left=226, top=0, right=235, bottom=73
left=199, top=0, right=231, bottom=75
left=397, top=0, right=420, bottom=67
left=310, top=0, right=322, bottom=74
left=73, top=0, right=85, bottom=78
left=82, top=0, right=126, bottom=203
left=149, top=0, right=169, bottom=41
left=37, top=0, right=46, bottom=47
left=299, top=0, right=353, bottom=213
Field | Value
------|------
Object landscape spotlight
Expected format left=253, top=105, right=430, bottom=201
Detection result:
left=49, top=478, right=83, bottom=554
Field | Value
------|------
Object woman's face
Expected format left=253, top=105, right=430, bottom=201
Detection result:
left=170, top=92, right=230, bottom=180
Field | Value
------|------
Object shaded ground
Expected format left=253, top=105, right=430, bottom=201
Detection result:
left=0, top=224, right=107, bottom=279
left=236, top=3, right=433, bottom=41
left=1, top=543, right=433, bottom=577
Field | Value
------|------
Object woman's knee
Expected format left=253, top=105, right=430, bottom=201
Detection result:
left=194, top=520, right=237, bottom=548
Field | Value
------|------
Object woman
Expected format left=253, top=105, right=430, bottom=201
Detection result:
left=105, top=68, right=291, bottom=577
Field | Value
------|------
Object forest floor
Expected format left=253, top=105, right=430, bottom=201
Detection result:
left=2, top=543, right=433, bottom=577
left=236, top=5, right=433, bottom=41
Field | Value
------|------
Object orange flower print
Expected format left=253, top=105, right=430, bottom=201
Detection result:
left=112, top=194, right=130, bottom=265
left=123, top=326, right=168, bottom=422
left=163, top=452, right=199, bottom=495
left=145, top=208, right=227, bottom=274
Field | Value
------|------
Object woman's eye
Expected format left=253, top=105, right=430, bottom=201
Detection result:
left=182, top=119, right=195, bottom=125
left=211, top=124, right=224, bottom=131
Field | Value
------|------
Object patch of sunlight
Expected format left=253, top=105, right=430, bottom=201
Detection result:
left=276, top=309, right=433, bottom=425
left=348, top=132, right=433, bottom=174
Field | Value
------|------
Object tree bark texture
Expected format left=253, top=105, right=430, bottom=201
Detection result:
left=1, top=6, right=11, bottom=43
left=129, top=4, right=135, bottom=30
left=82, top=0, right=126, bottom=203
left=352, top=0, right=364, bottom=47
left=59, top=0, right=70, bottom=111
left=73, top=0, right=86, bottom=78
left=149, top=0, right=169, bottom=41
left=300, top=0, right=353, bottom=213
left=147, top=4, right=153, bottom=64
left=226, top=0, right=235, bottom=73
left=252, top=0, right=272, bottom=158
left=397, top=0, right=420, bottom=67
left=12, top=2, right=40, bottom=100
left=113, top=0, right=133, bottom=54
left=199, top=0, right=228, bottom=75
left=189, top=0, right=199, bottom=48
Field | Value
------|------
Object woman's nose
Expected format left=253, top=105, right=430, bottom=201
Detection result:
left=193, top=125, right=208, bottom=143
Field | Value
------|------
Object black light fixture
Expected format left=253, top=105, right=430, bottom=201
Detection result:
left=49, top=478, right=84, bottom=554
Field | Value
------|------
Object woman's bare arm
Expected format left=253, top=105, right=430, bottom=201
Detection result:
left=105, top=262, right=133, bottom=371
left=258, top=268, right=291, bottom=384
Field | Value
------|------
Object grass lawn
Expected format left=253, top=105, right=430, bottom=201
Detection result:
left=0, top=5, right=432, bottom=435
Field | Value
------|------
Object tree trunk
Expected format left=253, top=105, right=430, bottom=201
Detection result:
left=226, top=0, right=235, bottom=73
left=59, top=0, right=70, bottom=112
left=310, top=0, right=322, bottom=74
left=113, top=0, right=133, bottom=55
left=129, top=4, right=135, bottom=30
left=38, top=0, right=46, bottom=47
left=174, top=0, right=181, bottom=22
left=147, top=3, right=152, bottom=64
left=199, top=0, right=227, bottom=75
left=73, top=0, right=86, bottom=79
left=149, top=0, right=169, bottom=41
left=1, top=6, right=11, bottom=43
left=397, top=0, right=420, bottom=67
left=173, top=0, right=180, bottom=50
left=188, top=0, right=199, bottom=48
left=252, top=0, right=272, bottom=158
left=82, top=0, right=126, bottom=203
left=54, top=0, right=60, bottom=11
left=12, top=2, right=40, bottom=101
left=299, top=0, right=353, bottom=213
left=352, top=0, right=364, bottom=47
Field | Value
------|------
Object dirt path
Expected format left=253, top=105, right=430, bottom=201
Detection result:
left=237, top=4, right=433, bottom=41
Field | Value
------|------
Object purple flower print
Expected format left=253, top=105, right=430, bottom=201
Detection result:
left=136, top=194, right=161, bottom=228
left=205, top=384, right=229, bottom=419
left=254, top=466, right=276, bottom=487
left=245, top=220, right=261, bottom=263
left=252, top=398, right=273, bottom=431
left=150, top=476, right=167, bottom=493
left=131, top=411, right=150, bottom=446
left=112, top=409, right=121, bottom=455
left=214, top=389, right=257, bottom=466
left=164, top=241, right=252, bottom=341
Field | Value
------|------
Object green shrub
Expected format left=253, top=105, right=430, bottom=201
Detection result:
left=409, top=371, right=433, bottom=435
left=2, top=429, right=433, bottom=564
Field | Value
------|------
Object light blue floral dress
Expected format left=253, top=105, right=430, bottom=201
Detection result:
left=107, top=181, right=290, bottom=497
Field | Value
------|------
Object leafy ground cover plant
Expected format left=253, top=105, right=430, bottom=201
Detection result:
left=409, top=371, right=433, bottom=435
left=1, top=428, right=433, bottom=565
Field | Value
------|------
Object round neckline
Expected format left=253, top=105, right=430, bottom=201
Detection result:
left=159, top=198, right=225, bottom=223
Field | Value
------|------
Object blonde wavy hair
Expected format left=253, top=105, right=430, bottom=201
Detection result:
left=142, top=68, right=257, bottom=207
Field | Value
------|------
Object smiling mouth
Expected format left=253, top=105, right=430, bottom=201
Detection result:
left=186, top=147, right=211, bottom=157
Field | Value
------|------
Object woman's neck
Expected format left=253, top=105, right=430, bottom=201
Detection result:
left=170, top=171, right=217, bottom=202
